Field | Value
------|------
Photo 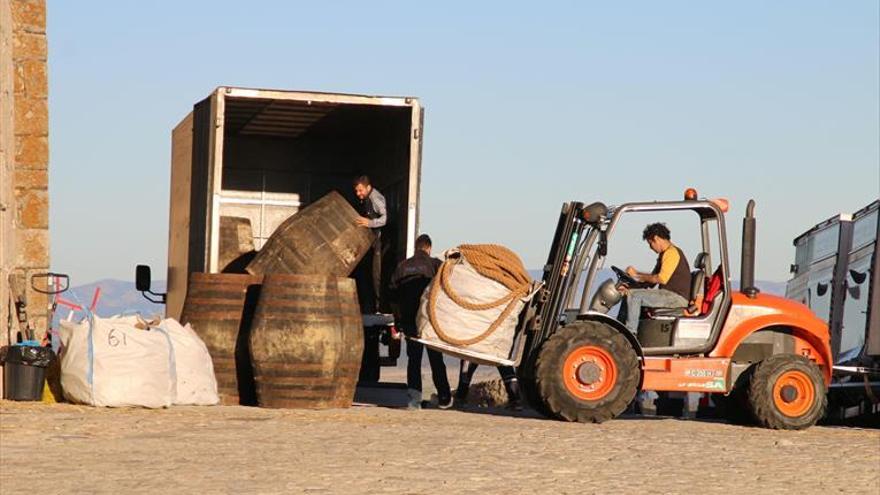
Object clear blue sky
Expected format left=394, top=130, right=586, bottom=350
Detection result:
left=48, top=1, right=879, bottom=285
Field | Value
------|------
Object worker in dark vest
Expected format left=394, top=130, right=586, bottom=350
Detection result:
left=353, top=175, right=387, bottom=313
left=617, top=222, right=691, bottom=333
left=388, top=234, right=453, bottom=410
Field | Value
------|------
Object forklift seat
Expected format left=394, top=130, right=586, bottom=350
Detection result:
left=700, top=265, right=724, bottom=315
left=640, top=257, right=721, bottom=349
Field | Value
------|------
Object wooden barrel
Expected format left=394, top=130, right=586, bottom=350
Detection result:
left=250, top=274, right=364, bottom=409
left=179, top=272, right=263, bottom=405
left=245, top=191, right=375, bottom=277
left=218, top=216, right=255, bottom=272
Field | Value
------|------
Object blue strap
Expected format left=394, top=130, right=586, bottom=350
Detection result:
left=13, top=340, right=42, bottom=347
left=153, top=326, right=178, bottom=401
left=86, top=313, right=96, bottom=404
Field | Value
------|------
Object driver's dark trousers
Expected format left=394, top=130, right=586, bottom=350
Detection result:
left=617, top=288, right=687, bottom=333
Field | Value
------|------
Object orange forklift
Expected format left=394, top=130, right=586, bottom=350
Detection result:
left=505, top=190, right=831, bottom=429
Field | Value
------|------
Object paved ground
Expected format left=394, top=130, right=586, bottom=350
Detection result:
left=1, top=399, right=878, bottom=494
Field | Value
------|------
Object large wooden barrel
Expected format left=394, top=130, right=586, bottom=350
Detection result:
left=250, top=274, right=364, bottom=408
left=179, top=272, right=263, bottom=405
left=245, top=191, right=374, bottom=277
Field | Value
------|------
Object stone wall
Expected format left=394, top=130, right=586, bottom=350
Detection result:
left=0, top=0, right=49, bottom=395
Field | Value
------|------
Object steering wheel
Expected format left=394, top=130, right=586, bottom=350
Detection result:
left=611, top=265, right=639, bottom=287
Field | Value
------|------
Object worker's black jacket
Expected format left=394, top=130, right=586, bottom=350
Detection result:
left=389, top=250, right=442, bottom=336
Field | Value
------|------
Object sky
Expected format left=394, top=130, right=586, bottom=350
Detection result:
left=47, top=1, right=879, bottom=285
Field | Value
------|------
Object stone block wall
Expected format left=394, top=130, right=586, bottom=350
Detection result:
left=1, top=0, right=50, bottom=396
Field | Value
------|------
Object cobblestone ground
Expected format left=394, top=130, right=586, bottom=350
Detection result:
left=1, top=400, right=878, bottom=494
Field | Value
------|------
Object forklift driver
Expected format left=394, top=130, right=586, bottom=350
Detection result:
left=617, top=223, right=691, bottom=333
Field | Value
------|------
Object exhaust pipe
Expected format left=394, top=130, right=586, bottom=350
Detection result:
left=740, top=199, right=760, bottom=298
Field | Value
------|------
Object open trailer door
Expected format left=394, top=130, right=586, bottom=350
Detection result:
left=167, top=91, right=223, bottom=320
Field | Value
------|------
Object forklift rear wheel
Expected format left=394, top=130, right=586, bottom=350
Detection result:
left=748, top=354, right=827, bottom=430
left=535, top=322, right=639, bottom=423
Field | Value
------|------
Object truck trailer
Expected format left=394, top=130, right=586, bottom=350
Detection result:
left=786, top=199, right=880, bottom=420
left=143, top=86, right=425, bottom=382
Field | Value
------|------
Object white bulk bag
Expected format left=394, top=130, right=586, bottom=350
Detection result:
left=159, top=319, right=219, bottom=406
left=59, top=315, right=174, bottom=408
left=415, top=247, right=540, bottom=365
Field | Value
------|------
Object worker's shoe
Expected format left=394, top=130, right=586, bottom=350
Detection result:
left=437, top=395, right=454, bottom=410
left=504, top=378, right=523, bottom=411
left=406, top=389, right=422, bottom=410
left=506, top=397, right=524, bottom=412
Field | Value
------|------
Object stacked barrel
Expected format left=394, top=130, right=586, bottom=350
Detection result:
left=179, top=191, right=373, bottom=408
left=179, top=273, right=262, bottom=405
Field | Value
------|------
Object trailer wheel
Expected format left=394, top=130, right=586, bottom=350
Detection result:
left=535, top=322, right=639, bottom=423
left=748, top=355, right=827, bottom=430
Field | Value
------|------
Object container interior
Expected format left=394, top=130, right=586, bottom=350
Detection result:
left=218, top=95, right=415, bottom=310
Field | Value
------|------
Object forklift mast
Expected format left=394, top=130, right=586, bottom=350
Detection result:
left=522, top=201, right=589, bottom=364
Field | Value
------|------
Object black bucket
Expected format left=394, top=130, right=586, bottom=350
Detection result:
left=1, top=344, right=54, bottom=401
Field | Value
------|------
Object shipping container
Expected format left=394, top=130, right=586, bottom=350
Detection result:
left=166, top=87, right=424, bottom=320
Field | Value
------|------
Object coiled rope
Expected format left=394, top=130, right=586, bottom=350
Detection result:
left=428, top=244, right=532, bottom=346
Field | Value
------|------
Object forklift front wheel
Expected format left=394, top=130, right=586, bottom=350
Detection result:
left=535, top=322, right=639, bottom=423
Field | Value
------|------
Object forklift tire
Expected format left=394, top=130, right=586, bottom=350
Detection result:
left=748, top=355, right=827, bottom=430
left=535, top=321, right=639, bottom=423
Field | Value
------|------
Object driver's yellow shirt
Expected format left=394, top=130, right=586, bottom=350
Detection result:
left=657, top=246, right=681, bottom=285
